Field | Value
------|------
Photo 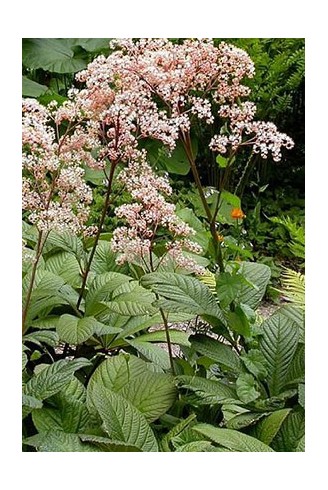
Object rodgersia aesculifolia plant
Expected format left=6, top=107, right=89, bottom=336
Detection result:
left=22, top=37, right=294, bottom=328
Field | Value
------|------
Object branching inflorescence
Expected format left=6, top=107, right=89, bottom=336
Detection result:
left=22, top=38, right=295, bottom=315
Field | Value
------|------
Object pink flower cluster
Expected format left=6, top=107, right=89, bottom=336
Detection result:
left=110, top=152, right=205, bottom=274
left=22, top=99, right=93, bottom=234
left=71, top=38, right=293, bottom=165
left=209, top=102, right=294, bottom=161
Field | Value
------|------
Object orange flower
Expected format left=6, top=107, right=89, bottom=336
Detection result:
left=217, top=233, right=224, bottom=242
left=231, top=207, right=246, bottom=220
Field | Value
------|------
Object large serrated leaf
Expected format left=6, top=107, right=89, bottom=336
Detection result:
left=45, top=251, right=82, bottom=287
left=250, top=408, right=291, bottom=445
left=236, top=373, right=260, bottom=403
left=87, top=354, right=176, bottom=423
left=141, top=272, right=224, bottom=321
left=46, top=230, right=85, bottom=260
left=85, top=272, right=132, bottom=315
left=24, top=431, right=100, bottom=452
left=271, top=409, right=305, bottom=452
left=22, top=76, right=48, bottom=97
left=24, top=358, right=91, bottom=401
left=176, top=441, right=214, bottom=452
left=22, top=39, right=87, bottom=73
left=90, top=240, right=127, bottom=274
left=57, top=314, right=101, bottom=344
left=237, top=262, right=271, bottom=309
left=126, top=340, right=171, bottom=369
left=102, top=286, right=156, bottom=317
left=259, top=311, right=299, bottom=396
left=90, top=385, right=159, bottom=451
left=190, top=334, right=242, bottom=372
left=23, top=330, right=59, bottom=347
left=32, top=400, right=90, bottom=434
left=193, top=424, right=274, bottom=452
left=177, top=376, right=238, bottom=404
left=283, top=343, right=305, bottom=385
left=240, top=349, right=268, bottom=380
left=79, top=434, right=141, bottom=452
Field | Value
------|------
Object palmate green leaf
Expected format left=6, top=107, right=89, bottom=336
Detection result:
left=250, top=408, right=291, bottom=445
left=176, top=208, right=210, bottom=251
left=45, top=251, right=82, bottom=288
left=22, top=394, right=43, bottom=411
left=237, top=262, right=271, bottom=309
left=259, top=311, right=299, bottom=396
left=271, top=409, right=305, bottom=452
left=57, top=314, right=104, bottom=344
left=22, top=76, right=48, bottom=97
left=226, top=412, right=266, bottom=430
left=193, top=424, right=274, bottom=452
left=141, top=272, right=224, bottom=322
left=22, top=38, right=88, bottom=73
left=152, top=139, right=195, bottom=175
left=46, top=230, right=85, bottom=261
left=102, top=285, right=157, bottom=317
left=296, top=434, right=305, bottom=452
left=79, top=434, right=141, bottom=452
left=190, top=334, right=242, bottom=372
left=279, top=305, right=305, bottom=343
left=23, top=269, right=80, bottom=323
left=226, top=306, right=251, bottom=337
left=241, top=349, right=268, bottom=380
left=24, top=358, right=91, bottom=401
left=90, top=240, right=127, bottom=274
left=236, top=373, right=261, bottom=404
left=24, top=431, right=101, bottom=452
left=177, top=376, right=238, bottom=405
left=161, top=414, right=197, bottom=451
left=85, top=272, right=133, bottom=316
left=31, top=316, right=60, bottom=330
left=69, top=38, right=111, bottom=53
left=176, top=441, right=215, bottom=452
left=87, top=354, right=176, bottom=422
left=284, top=343, right=305, bottom=387
left=32, top=400, right=90, bottom=434
left=216, top=272, right=246, bottom=307
left=23, top=330, right=59, bottom=347
left=90, top=385, right=159, bottom=451
left=126, top=340, right=171, bottom=370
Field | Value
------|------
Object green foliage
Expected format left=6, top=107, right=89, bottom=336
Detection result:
left=193, top=424, right=274, bottom=451
left=22, top=37, right=305, bottom=452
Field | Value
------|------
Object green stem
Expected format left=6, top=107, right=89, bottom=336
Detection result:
left=149, top=248, right=175, bottom=375
left=77, top=162, right=117, bottom=310
left=22, top=230, right=45, bottom=334
left=159, top=305, right=176, bottom=375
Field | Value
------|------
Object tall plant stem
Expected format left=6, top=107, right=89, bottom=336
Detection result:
left=180, top=131, right=225, bottom=273
left=22, top=230, right=45, bottom=334
left=77, top=162, right=117, bottom=310
left=149, top=250, right=175, bottom=374
left=159, top=305, right=176, bottom=375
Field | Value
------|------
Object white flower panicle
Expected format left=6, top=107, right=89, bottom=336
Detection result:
left=110, top=153, right=205, bottom=274
left=22, top=99, right=93, bottom=234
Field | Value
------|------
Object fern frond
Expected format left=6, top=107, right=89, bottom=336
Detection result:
left=198, top=270, right=217, bottom=296
left=279, top=267, right=305, bottom=309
